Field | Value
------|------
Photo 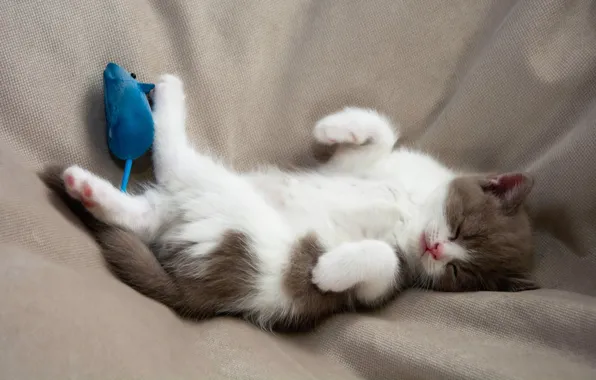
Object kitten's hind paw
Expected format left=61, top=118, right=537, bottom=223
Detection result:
left=62, top=166, right=118, bottom=212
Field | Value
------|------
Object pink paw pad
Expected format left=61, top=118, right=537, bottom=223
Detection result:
left=82, top=184, right=93, bottom=198
left=82, top=199, right=97, bottom=208
left=80, top=183, right=97, bottom=208
left=65, top=174, right=75, bottom=188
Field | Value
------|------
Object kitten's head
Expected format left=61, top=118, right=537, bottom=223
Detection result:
left=411, top=172, right=538, bottom=292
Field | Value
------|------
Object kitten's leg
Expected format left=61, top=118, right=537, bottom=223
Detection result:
left=311, top=240, right=400, bottom=305
left=62, top=165, right=163, bottom=241
left=151, top=74, right=233, bottom=192
left=314, top=107, right=399, bottom=174
left=150, top=74, right=293, bottom=249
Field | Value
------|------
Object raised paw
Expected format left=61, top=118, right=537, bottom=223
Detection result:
left=62, top=166, right=116, bottom=211
left=156, top=74, right=184, bottom=93
left=313, top=107, right=398, bottom=146
left=152, top=74, right=185, bottom=109
left=151, top=74, right=186, bottom=131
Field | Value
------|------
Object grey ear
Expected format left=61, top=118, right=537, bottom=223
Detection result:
left=481, top=172, right=534, bottom=213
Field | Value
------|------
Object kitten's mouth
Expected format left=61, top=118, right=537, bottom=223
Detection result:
left=420, top=233, right=429, bottom=255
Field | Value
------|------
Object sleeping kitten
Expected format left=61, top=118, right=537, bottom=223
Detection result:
left=46, top=74, right=538, bottom=331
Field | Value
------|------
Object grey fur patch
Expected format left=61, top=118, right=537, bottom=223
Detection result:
left=275, top=233, right=352, bottom=331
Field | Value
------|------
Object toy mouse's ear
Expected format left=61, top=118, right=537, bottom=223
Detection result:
left=138, top=82, right=155, bottom=94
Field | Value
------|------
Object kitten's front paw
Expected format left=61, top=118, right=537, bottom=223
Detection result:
left=311, top=249, right=360, bottom=293
left=62, top=166, right=114, bottom=211
left=313, top=107, right=397, bottom=146
left=152, top=74, right=185, bottom=111
left=312, top=240, right=398, bottom=295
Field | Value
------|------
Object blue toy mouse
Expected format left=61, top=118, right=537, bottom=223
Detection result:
left=103, top=62, right=155, bottom=191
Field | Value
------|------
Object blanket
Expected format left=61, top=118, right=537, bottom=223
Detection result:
left=1, top=1, right=595, bottom=379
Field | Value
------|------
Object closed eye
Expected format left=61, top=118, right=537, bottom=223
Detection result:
left=462, top=234, right=481, bottom=241
left=448, top=263, right=458, bottom=278
left=449, top=224, right=461, bottom=241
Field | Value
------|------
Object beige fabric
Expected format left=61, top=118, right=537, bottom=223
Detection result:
left=1, top=0, right=596, bottom=379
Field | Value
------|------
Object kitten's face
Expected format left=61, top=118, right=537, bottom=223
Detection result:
left=410, top=172, right=538, bottom=292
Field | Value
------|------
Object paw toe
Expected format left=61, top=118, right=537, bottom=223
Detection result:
left=62, top=166, right=84, bottom=195
left=61, top=167, right=100, bottom=208
left=82, top=198, right=97, bottom=209
left=82, top=183, right=93, bottom=199
left=64, top=174, right=75, bottom=188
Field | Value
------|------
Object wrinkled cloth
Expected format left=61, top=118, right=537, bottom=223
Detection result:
left=1, top=1, right=595, bottom=379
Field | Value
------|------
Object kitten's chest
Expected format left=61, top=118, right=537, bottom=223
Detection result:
left=249, top=172, right=412, bottom=241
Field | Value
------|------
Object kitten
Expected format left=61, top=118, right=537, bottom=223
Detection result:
left=44, top=74, right=538, bottom=331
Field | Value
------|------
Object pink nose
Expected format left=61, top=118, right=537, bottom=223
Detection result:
left=427, top=243, right=443, bottom=260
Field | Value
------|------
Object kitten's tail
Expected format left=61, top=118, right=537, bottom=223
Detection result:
left=39, top=166, right=183, bottom=308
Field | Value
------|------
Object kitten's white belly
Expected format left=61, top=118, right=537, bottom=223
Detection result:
left=245, top=171, right=410, bottom=246
left=244, top=149, right=455, bottom=248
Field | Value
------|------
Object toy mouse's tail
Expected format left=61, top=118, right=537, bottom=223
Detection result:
left=120, top=159, right=133, bottom=192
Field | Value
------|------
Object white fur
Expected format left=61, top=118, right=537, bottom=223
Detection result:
left=311, top=240, right=398, bottom=302
left=63, top=75, right=469, bottom=321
